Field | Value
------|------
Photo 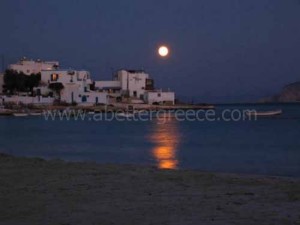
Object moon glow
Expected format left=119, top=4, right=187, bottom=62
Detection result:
left=158, top=46, right=169, bottom=57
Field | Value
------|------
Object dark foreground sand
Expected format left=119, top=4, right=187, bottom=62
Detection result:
left=0, top=153, right=299, bottom=225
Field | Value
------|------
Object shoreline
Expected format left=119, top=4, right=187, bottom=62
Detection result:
left=0, top=153, right=299, bottom=225
left=0, top=103, right=215, bottom=117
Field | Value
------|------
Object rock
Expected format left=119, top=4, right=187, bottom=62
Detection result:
left=259, top=81, right=300, bottom=103
left=277, top=82, right=300, bottom=102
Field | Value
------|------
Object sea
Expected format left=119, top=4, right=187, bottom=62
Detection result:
left=0, top=103, right=299, bottom=177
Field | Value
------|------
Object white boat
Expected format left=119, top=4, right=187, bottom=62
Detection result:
left=29, top=112, right=42, bottom=116
left=246, top=109, right=282, bottom=117
left=13, top=113, right=29, bottom=117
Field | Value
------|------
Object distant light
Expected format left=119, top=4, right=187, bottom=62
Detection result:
left=158, top=46, right=169, bottom=57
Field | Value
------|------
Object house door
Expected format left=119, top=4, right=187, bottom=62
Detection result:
left=82, top=96, right=87, bottom=102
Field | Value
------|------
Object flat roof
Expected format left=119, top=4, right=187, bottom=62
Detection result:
left=41, top=69, right=88, bottom=72
left=119, top=69, right=146, bottom=73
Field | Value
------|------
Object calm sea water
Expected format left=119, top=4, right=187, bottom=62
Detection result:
left=0, top=104, right=299, bottom=177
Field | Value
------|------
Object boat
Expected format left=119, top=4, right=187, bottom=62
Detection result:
left=13, top=113, right=29, bottom=117
left=29, top=112, right=42, bottom=116
left=246, top=109, right=282, bottom=117
left=12, top=107, right=30, bottom=117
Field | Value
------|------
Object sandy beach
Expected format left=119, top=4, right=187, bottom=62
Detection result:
left=0, top=153, right=299, bottom=225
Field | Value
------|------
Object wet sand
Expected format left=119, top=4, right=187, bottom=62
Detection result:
left=0, top=153, right=299, bottom=225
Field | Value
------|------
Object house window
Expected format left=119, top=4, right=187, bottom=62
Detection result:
left=82, top=96, right=87, bottom=102
left=158, top=93, right=161, bottom=97
left=51, top=73, right=59, bottom=81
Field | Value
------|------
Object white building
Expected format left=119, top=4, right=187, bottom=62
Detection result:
left=41, top=69, right=92, bottom=92
left=59, top=83, right=107, bottom=105
left=144, top=90, right=175, bottom=105
left=95, top=70, right=151, bottom=99
left=94, top=69, right=175, bottom=105
left=117, top=70, right=151, bottom=99
left=40, top=69, right=107, bottom=105
left=9, top=58, right=59, bottom=75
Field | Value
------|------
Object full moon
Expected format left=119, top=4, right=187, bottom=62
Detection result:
left=158, top=46, right=169, bottom=57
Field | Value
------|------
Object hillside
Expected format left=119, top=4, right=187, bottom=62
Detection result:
left=260, top=81, right=300, bottom=103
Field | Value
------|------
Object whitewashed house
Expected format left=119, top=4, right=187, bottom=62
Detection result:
left=117, top=70, right=150, bottom=98
left=94, top=69, right=175, bottom=105
left=144, top=90, right=175, bottom=105
left=40, top=70, right=92, bottom=92
left=9, top=58, right=59, bottom=75
left=40, top=69, right=107, bottom=105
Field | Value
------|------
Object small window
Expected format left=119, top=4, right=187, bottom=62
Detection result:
left=51, top=73, right=59, bottom=81
left=158, top=93, right=161, bottom=97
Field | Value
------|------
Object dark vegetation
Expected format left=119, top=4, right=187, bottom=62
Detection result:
left=3, top=69, right=41, bottom=94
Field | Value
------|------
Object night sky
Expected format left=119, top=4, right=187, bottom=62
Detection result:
left=1, top=0, right=300, bottom=102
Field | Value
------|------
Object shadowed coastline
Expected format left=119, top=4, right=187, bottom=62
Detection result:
left=0, top=153, right=299, bottom=225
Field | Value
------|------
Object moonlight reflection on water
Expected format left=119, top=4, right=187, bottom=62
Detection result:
left=149, top=118, right=181, bottom=169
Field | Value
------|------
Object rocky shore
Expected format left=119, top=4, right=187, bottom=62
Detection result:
left=0, top=153, right=299, bottom=225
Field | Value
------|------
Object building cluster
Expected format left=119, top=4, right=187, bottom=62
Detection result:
left=0, top=58, right=175, bottom=106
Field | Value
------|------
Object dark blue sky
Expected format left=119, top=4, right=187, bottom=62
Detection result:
left=1, top=0, right=300, bottom=102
